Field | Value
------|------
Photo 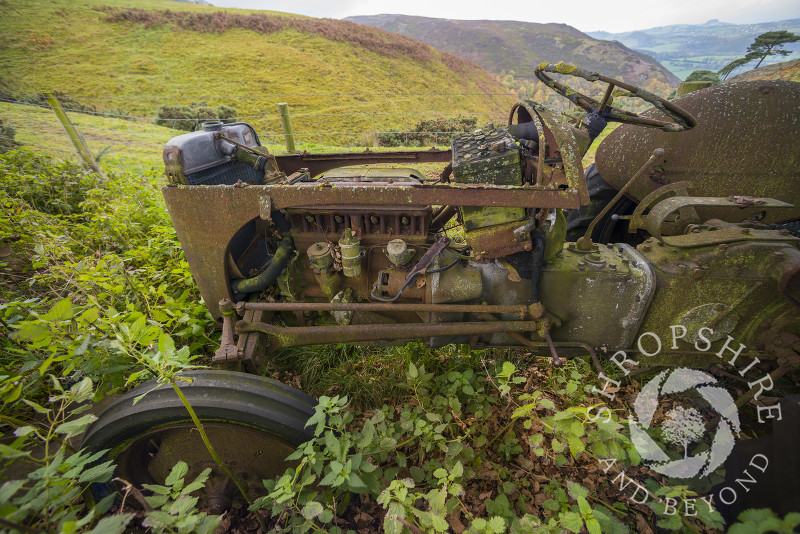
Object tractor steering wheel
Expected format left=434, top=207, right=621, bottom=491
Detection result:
left=535, top=62, right=696, bottom=133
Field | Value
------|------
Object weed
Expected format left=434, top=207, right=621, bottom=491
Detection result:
left=0, top=376, right=134, bottom=534
left=138, top=462, right=220, bottom=534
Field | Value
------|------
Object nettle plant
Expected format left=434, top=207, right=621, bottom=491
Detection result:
left=0, top=377, right=223, bottom=534
left=251, top=361, right=642, bottom=534
left=253, top=364, right=502, bottom=533
left=0, top=376, right=134, bottom=534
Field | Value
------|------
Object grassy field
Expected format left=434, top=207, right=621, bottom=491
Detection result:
left=1, top=97, right=611, bottom=180
left=0, top=0, right=515, bottom=140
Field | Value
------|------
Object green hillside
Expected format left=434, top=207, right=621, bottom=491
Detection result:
left=728, top=58, right=800, bottom=82
left=0, top=0, right=516, bottom=146
left=346, top=14, right=679, bottom=111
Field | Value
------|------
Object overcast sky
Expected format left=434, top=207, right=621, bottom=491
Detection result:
left=206, top=0, right=800, bottom=33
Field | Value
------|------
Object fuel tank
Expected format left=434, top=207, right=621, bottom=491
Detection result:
left=595, top=80, right=800, bottom=222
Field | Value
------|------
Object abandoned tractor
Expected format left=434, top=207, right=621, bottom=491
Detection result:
left=83, top=64, right=800, bottom=509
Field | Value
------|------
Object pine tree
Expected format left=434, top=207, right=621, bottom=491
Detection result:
left=717, top=30, right=800, bottom=79
left=747, top=30, right=800, bottom=69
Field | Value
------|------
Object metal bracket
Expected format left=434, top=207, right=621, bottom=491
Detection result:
left=629, top=181, right=695, bottom=233
left=642, top=196, right=794, bottom=241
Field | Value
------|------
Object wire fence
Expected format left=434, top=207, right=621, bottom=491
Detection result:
left=1, top=92, right=512, bottom=175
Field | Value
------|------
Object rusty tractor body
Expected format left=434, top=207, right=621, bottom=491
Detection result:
left=160, top=69, right=800, bottom=373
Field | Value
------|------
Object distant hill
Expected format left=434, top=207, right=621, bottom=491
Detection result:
left=0, top=0, right=516, bottom=145
left=589, top=19, right=800, bottom=80
left=727, top=58, right=800, bottom=82
left=346, top=14, right=679, bottom=112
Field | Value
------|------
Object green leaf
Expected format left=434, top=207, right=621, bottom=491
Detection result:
left=142, top=510, right=177, bottom=530
left=165, top=461, right=189, bottom=487
left=543, top=499, right=560, bottom=512
left=74, top=334, right=92, bottom=356
left=302, top=501, right=324, bottom=520
left=86, top=513, right=135, bottom=534
left=449, top=396, right=461, bottom=414
left=488, top=516, right=506, bottom=533
left=13, top=425, right=36, bottom=438
left=0, top=443, right=31, bottom=459
left=13, top=323, right=49, bottom=342
left=539, top=398, right=556, bottom=410
left=79, top=460, right=115, bottom=484
left=384, top=503, right=406, bottom=534
left=567, top=481, right=589, bottom=500
left=449, top=483, right=464, bottom=496
left=407, top=362, right=418, bottom=380
left=586, top=517, right=603, bottom=534
left=577, top=497, right=592, bottom=516
left=320, top=469, right=338, bottom=486
left=410, top=466, right=426, bottom=482
left=43, top=298, right=74, bottom=321
left=142, top=485, right=171, bottom=499
left=568, top=420, right=585, bottom=437
left=80, top=307, right=99, bottom=323
left=194, top=516, right=221, bottom=534
left=169, top=495, right=199, bottom=516
left=324, top=431, right=340, bottom=455
left=567, top=436, right=585, bottom=458
left=23, top=399, right=50, bottom=414
left=39, top=354, right=56, bottom=376
left=182, top=468, right=212, bottom=494
left=2, top=382, right=23, bottom=404
left=431, top=514, right=449, bottom=532
left=451, top=461, right=463, bottom=479
left=656, top=513, right=682, bottom=530
left=380, top=436, right=398, bottom=450
left=359, top=418, right=376, bottom=448
left=0, top=480, right=25, bottom=502
left=70, top=376, right=94, bottom=403
left=561, top=511, right=584, bottom=533
left=54, top=414, right=97, bottom=437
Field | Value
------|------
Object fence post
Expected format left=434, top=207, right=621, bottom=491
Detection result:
left=45, top=92, right=105, bottom=177
left=276, top=103, right=296, bottom=153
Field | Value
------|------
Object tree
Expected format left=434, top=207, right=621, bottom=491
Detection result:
left=661, top=406, right=705, bottom=458
left=685, top=70, right=721, bottom=85
left=746, top=30, right=800, bottom=69
left=717, top=30, right=800, bottom=80
left=718, top=56, right=754, bottom=80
